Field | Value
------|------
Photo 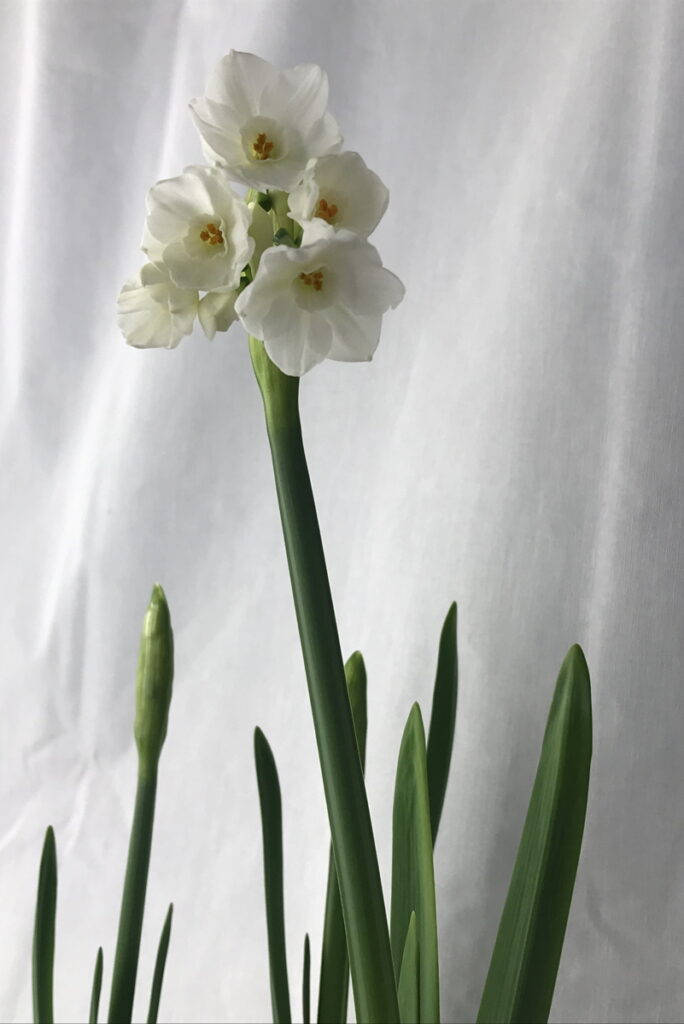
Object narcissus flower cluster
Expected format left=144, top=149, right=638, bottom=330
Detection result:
left=118, top=51, right=404, bottom=375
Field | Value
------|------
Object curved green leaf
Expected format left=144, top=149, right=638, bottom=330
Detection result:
left=426, top=603, right=458, bottom=844
left=89, top=947, right=103, bottom=1024
left=317, top=651, right=368, bottom=1024
left=147, top=904, right=173, bottom=1024
left=398, top=913, right=419, bottom=1024
left=391, top=704, right=440, bottom=1023
left=477, top=644, right=592, bottom=1024
left=255, top=727, right=291, bottom=1024
left=33, top=826, right=57, bottom=1024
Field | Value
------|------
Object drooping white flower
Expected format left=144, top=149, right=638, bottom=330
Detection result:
left=288, top=152, right=389, bottom=238
left=118, top=264, right=198, bottom=349
left=142, top=165, right=253, bottom=293
left=189, top=50, right=342, bottom=191
left=198, top=290, right=238, bottom=340
left=235, top=222, right=404, bottom=376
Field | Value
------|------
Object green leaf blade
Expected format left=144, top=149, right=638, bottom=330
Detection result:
left=391, top=704, right=440, bottom=1023
left=303, top=934, right=311, bottom=1024
left=398, top=913, right=419, bottom=1024
left=426, top=603, right=458, bottom=845
left=255, top=727, right=291, bottom=1024
left=89, top=947, right=103, bottom=1024
left=33, top=825, right=57, bottom=1024
left=477, top=644, right=592, bottom=1024
left=317, top=652, right=368, bottom=1024
left=147, top=904, right=173, bottom=1024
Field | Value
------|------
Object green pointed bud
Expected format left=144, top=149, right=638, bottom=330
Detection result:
left=134, top=584, right=174, bottom=775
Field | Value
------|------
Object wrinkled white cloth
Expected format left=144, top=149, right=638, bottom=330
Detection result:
left=2, top=2, right=683, bottom=1021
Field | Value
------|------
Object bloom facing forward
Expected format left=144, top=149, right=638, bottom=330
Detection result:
left=142, top=165, right=253, bottom=292
left=189, top=51, right=342, bottom=191
left=235, top=223, right=405, bottom=375
left=288, top=152, right=389, bottom=238
left=118, top=264, right=198, bottom=349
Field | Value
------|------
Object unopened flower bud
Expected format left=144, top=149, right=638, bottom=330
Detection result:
left=134, top=584, right=174, bottom=775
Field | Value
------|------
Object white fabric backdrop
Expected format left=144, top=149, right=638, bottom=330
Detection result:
left=2, top=1, right=684, bottom=1021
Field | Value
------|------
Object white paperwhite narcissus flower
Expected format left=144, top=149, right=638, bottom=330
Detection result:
left=189, top=50, right=342, bottom=191
left=198, top=290, right=238, bottom=340
left=118, top=264, right=198, bottom=349
left=142, top=165, right=254, bottom=292
left=288, top=152, right=389, bottom=238
left=235, top=222, right=404, bottom=376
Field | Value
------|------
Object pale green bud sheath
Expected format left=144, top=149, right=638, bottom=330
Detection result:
left=249, top=337, right=399, bottom=1024
left=108, top=585, right=174, bottom=1024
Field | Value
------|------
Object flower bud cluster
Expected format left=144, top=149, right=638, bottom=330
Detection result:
left=118, top=51, right=404, bottom=375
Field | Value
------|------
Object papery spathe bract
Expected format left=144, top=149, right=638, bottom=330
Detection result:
left=118, top=264, right=198, bottom=350
left=189, top=50, right=342, bottom=191
left=288, top=152, right=389, bottom=238
left=142, top=165, right=254, bottom=293
left=235, top=222, right=405, bottom=376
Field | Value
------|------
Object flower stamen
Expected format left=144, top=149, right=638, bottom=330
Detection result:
left=199, top=222, right=224, bottom=246
left=252, top=132, right=275, bottom=160
left=299, top=270, right=325, bottom=292
left=315, top=198, right=338, bottom=222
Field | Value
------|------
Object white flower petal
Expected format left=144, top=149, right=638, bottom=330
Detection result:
left=324, top=305, right=382, bottom=362
left=198, top=290, right=238, bottom=339
left=118, top=265, right=198, bottom=349
left=264, top=307, right=331, bottom=376
left=189, top=97, right=245, bottom=168
left=204, top=51, right=277, bottom=114
left=260, top=63, right=328, bottom=127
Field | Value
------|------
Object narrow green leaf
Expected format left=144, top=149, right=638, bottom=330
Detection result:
left=32, top=826, right=57, bottom=1024
left=108, top=585, right=174, bottom=1024
left=146, top=905, right=172, bottom=1024
left=426, top=603, right=458, bottom=843
left=303, top=934, right=311, bottom=1024
left=317, top=652, right=368, bottom=1024
left=89, top=948, right=103, bottom=1024
left=477, top=644, right=592, bottom=1024
left=254, top=727, right=291, bottom=1024
left=250, top=337, right=399, bottom=1024
left=397, top=913, right=419, bottom=1024
left=147, top=904, right=173, bottom=1024
left=391, top=704, right=440, bottom=1023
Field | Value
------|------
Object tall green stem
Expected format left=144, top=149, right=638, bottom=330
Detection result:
left=249, top=337, right=399, bottom=1024
left=108, top=770, right=157, bottom=1024
left=108, top=584, right=174, bottom=1024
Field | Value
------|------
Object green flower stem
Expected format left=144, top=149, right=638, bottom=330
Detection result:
left=249, top=337, right=399, bottom=1024
left=108, top=769, right=158, bottom=1024
left=108, top=585, right=174, bottom=1024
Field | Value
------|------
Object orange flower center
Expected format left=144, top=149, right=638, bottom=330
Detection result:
left=315, top=198, right=338, bottom=222
left=199, top=222, right=224, bottom=246
left=252, top=132, right=275, bottom=160
left=299, top=270, right=325, bottom=292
